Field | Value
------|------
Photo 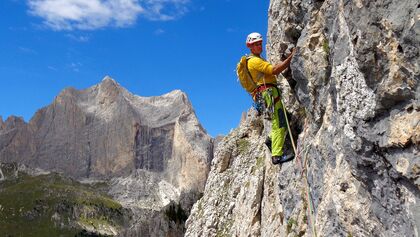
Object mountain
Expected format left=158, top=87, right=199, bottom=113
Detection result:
left=186, top=0, right=419, bottom=236
left=0, top=76, right=214, bottom=236
left=0, top=76, right=212, bottom=188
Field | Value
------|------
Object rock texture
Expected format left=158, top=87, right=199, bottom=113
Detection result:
left=185, top=110, right=287, bottom=236
left=186, top=0, right=419, bottom=236
left=0, top=76, right=213, bottom=236
left=0, top=77, right=212, bottom=189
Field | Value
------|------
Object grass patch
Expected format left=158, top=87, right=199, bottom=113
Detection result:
left=287, top=218, right=297, bottom=234
left=256, top=156, right=264, bottom=169
left=237, top=138, right=250, bottom=154
left=322, top=39, right=329, bottom=54
left=0, top=172, right=124, bottom=236
left=251, top=156, right=265, bottom=174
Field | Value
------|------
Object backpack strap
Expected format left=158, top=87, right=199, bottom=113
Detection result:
left=246, top=56, right=261, bottom=98
left=246, top=55, right=268, bottom=98
left=245, top=55, right=255, bottom=82
left=247, top=55, right=266, bottom=86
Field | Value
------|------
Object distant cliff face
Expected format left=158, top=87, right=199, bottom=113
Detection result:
left=186, top=0, right=419, bottom=236
left=0, top=77, right=213, bottom=236
left=0, top=77, right=212, bottom=191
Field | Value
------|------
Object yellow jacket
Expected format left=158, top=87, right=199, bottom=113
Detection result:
left=247, top=55, right=277, bottom=86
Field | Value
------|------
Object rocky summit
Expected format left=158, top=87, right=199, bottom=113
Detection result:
left=186, top=0, right=419, bottom=237
left=0, top=76, right=213, bottom=236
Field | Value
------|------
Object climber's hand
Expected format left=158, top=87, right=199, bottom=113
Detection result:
left=290, top=48, right=296, bottom=57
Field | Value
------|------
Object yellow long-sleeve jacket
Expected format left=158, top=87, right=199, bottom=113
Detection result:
left=247, top=55, right=277, bottom=86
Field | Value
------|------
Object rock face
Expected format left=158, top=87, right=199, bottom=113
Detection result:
left=185, top=110, right=287, bottom=236
left=186, top=0, right=419, bottom=236
left=0, top=76, right=213, bottom=236
left=0, top=77, right=212, bottom=189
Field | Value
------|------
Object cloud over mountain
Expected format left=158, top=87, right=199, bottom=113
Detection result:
left=27, top=0, right=190, bottom=30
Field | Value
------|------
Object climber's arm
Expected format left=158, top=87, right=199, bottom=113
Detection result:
left=272, top=48, right=296, bottom=76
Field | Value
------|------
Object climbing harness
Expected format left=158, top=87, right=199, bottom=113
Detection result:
left=253, top=92, right=266, bottom=116
left=252, top=84, right=278, bottom=119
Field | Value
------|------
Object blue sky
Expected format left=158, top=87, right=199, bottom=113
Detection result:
left=0, top=0, right=269, bottom=137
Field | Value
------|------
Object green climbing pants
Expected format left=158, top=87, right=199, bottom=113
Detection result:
left=262, top=87, right=287, bottom=156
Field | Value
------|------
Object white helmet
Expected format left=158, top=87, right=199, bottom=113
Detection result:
left=246, top=32, right=263, bottom=45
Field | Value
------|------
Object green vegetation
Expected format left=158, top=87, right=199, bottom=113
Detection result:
left=303, top=213, right=308, bottom=223
left=237, top=138, right=250, bottom=154
left=322, top=38, right=330, bottom=64
left=251, top=156, right=265, bottom=174
left=322, top=39, right=329, bottom=55
left=0, top=171, right=124, bottom=237
left=256, top=156, right=264, bottom=169
left=287, top=218, right=297, bottom=234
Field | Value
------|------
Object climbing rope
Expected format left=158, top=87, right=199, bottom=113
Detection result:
left=279, top=97, right=318, bottom=237
left=302, top=146, right=317, bottom=237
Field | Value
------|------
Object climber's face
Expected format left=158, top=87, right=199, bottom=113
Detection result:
left=249, top=41, right=263, bottom=55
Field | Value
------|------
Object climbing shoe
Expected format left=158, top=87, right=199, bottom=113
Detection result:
left=271, top=154, right=295, bottom=165
left=264, top=137, right=272, bottom=153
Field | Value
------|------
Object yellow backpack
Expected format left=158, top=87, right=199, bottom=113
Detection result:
left=236, top=55, right=257, bottom=94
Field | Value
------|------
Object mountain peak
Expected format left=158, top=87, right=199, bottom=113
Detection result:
left=99, top=75, right=120, bottom=89
left=96, top=76, right=126, bottom=100
left=102, top=75, right=115, bottom=83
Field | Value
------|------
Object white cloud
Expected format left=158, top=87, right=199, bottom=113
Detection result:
left=27, top=0, right=190, bottom=30
left=142, top=0, right=189, bottom=21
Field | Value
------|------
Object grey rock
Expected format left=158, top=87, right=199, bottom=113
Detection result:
left=187, top=0, right=419, bottom=236
left=0, top=77, right=212, bottom=188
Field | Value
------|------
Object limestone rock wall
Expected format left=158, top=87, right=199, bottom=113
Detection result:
left=0, top=77, right=213, bottom=236
left=186, top=0, right=419, bottom=236
left=185, top=110, right=286, bottom=236
left=0, top=77, right=212, bottom=192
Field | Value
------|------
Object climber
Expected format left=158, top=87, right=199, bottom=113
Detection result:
left=245, top=32, right=296, bottom=165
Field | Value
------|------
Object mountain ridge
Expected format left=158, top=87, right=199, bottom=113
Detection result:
left=0, top=76, right=215, bottom=236
left=0, top=76, right=213, bottom=187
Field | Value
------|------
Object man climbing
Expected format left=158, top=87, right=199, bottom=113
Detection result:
left=245, top=32, right=296, bottom=165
